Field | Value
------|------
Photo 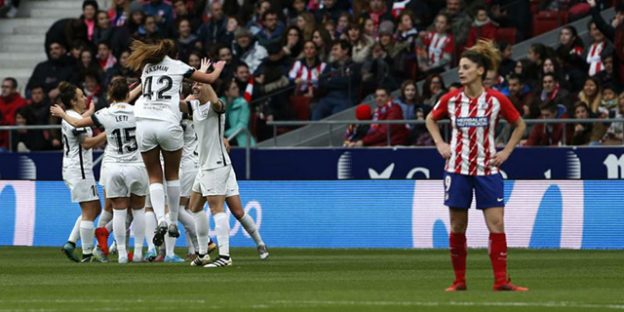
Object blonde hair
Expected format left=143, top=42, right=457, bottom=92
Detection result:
left=461, top=39, right=501, bottom=77
left=126, top=39, right=178, bottom=72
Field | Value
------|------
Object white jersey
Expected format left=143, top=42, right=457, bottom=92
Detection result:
left=190, top=100, right=230, bottom=170
left=92, top=103, right=142, bottom=164
left=61, top=110, right=93, bottom=177
left=181, top=118, right=198, bottom=162
left=136, top=56, right=195, bottom=124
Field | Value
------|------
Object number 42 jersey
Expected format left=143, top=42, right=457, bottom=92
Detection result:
left=92, top=103, right=142, bottom=164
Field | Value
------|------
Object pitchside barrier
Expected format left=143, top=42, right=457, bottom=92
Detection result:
left=0, top=180, right=623, bottom=249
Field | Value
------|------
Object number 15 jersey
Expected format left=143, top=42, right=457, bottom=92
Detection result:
left=92, top=103, right=142, bottom=164
left=136, top=56, right=195, bottom=124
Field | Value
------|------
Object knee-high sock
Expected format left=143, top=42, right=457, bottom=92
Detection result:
left=149, top=183, right=166, bottom=224
left=238, top=213, right=264, bottom=247
left=166, top=180, right=180, bottom=225
left=165, top=233, right=176, bottom=257
left=214, top=212, right=230, bottom=257
left=68, top=215, right=82, bottom=243
left=193, top=210, right=209, bottom=255
left=79, top=220, right=95, bottom=255
left=145, top=211, right=157, bottom=251
left=112, top=209, right=128, bottom=258
left=450, top=233, right=467, bottom=283
left=489, top=233, right=508, bottom=285
left=98, top=210, right=112, bottom=228
left=179, top=207, right=198, bottom=252
left=131, top=208, right=145, bottom=259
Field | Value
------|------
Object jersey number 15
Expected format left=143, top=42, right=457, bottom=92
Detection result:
left=111, top=127, right=138, bottom=154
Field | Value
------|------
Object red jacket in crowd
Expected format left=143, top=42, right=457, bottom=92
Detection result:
left=466, top=21, right=497, bottom=49
left=0, top=93, right=27, bottom=149
left=362, top=101, right=409, bottom=146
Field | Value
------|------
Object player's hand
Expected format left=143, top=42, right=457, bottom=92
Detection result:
left=435, top=141, right=451, bottom=159
left=200, top=58, right=212, bottom=73
left=50, top=104, right=65, bottom=118
left=587, top=0, right=596, bottom=8
left=492, top=150, right=511, bottom=167
left=223, top=138, right=231, bottom=153
left=213, top=60, right=226, bottom=72
left=83, top=99, right=95, bottom=117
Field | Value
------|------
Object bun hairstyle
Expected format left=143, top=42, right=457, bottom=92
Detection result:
left=460, top=39, right=501, bottom=80
left=108, top=77, right=130, bottom=102
left=127, top=39, right=178, bottom=72
left=58, top=81, right=79, bottom=109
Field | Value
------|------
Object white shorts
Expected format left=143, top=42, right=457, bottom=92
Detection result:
left=180, top=158, right=199, bottom=198
left=192, top=165, right=239, bottom=197
left=136, top=119, right=184, bottom=152
left=104, top=164, right=149, bottom=198
left=64, top=172, right=99, bottom=203
left=99, top=163, right=109, bottom=188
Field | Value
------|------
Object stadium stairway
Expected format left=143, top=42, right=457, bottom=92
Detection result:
left=0, top=0, right=106, bottom=93
left=258, top=7, right=616, bottom=147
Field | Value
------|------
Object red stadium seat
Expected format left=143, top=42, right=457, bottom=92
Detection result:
left=532, top=11, right=568, bottom=37
left=495, top=28, right=517, bottom=45
left=289, top=95, right=312, bottom=121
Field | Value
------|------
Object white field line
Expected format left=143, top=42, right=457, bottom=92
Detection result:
left=270, top=300, right=624, bottom=310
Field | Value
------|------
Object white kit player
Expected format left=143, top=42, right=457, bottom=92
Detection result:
left=52, top=77, right=148, bottom=264
left=55, top=81, right=106, bottom=263
left=126, top=39, right=225, bottom=251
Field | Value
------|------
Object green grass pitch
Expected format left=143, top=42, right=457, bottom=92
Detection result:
left=0, top=247, right=622, bottom=311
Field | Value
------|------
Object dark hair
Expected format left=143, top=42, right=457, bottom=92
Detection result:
left=574, top=101, right=590, bottom=112
left=127, top=39, right=178, bottom=71
left=332, top=39, right=352, bottom=55
left=236, top=62, right=249, bottom=70
left=108, top=77, right=129, bottom=102
left=262, top=9, right=278, bottom=21
left=561, top=26, right=584, bottom=48
left=375, top=86, right=389, bottom=95
left=542, top=72, right=558, bottom=82
left=507, top=73, right=523, bottom=83
left=58, top=81, right=79, bottom=109
left=82, top=0, right=99, bottom=11
left=472, top=5, right=487, bottom=16
left=3, top=77, right=17, bottom=89
left=422, top=73, right=446, bottom=99
left=460, top=40, right=501, bottom=80
left=529, top=43, right=547, bottom=61
left=98, top=41, right=111, bottom=49
left=399, top=80, right=420, bottom=103
left=181, top=78, right=193, bottom=98
left=539, top=101, right=557, bottom=113
left=29, top=84, right=44, bottom=91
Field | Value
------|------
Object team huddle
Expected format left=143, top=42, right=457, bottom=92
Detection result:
left=50, top=39, right=268, bottom=267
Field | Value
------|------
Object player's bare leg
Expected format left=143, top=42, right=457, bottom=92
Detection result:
left=226, top=195, right=268, bottom=259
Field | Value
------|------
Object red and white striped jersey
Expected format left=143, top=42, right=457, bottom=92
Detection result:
left=422, top=32, right=454, bottom=68
left=586, top=41, right=604, bottom=76
left=288, top=60, right=327, bottom=93
left=430, top=88, right=520, bottom=176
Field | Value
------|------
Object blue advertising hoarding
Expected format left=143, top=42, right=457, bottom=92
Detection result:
left=1, top=180, right=623, bottom=249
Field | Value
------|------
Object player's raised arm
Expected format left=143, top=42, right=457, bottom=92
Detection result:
left=81, top=131, right=106, bottom=150
left=51, top=104, right=95, bottom=128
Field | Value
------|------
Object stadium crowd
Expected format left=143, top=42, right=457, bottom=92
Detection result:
left=1, top=0, right=624, bottom=152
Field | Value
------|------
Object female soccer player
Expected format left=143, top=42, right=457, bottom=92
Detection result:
left=53, top=77, right=147, bottom=263
left=425, top=40, right=528, bottom=292
left=125, top=39, right=225, bottom=248
left=57, top=81, right=105, bottom=262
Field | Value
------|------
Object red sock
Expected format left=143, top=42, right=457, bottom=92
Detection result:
left=449, top=233, right=467, bottom=283
left=489, top=233, right=508, bottom=285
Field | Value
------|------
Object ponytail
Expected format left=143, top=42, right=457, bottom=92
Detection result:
left=58, top=81, right=78, bottom=109
left=460, top=39, right=501, bottom=79
left=126, top=39, right=178, bottom=72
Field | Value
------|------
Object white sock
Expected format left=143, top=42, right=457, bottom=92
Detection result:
left=112, top=209, right=128, bottom=258
left=68, top=215, right=81, bottom=243
left=166, top=180, right=180, bottom=225
left=239, top=213, right=265, bottom=247
left=145, top=211, right=157, bottom=251
left=79, top=220, right=95, bottom=255
left=105, top=221, right=113, bottom=232
left=214, top=212, right=230, bottom=257
left=185, top=233, right=195, bottom=254
left=98, top=210, right=112, bottom=228
left=193, top=210, right=209, bottom=255
left=131, top=208, right=145, bottom=259
left=178, top=207, right=199, bottom=252
left=165, top=233, right=176, bottom=257
left=149, top=183, right=166, bottom=224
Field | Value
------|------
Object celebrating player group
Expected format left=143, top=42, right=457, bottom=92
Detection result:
left=50, top=39, right=268, bottom=267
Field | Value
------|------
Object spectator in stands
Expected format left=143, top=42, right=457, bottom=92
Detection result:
left=26, top=42, right=75, bottom=101
left=288, top=0, right=308, bottom=26
left=232, top=27, right=267, bottom=74
left=94, top=10, right=114, bottom=47
left=601, top=83, right=618, bottom=111
left=83, top=72, right=104, bottom=111
left=345, top=24, right=374, bottom=64
left=176, top=18, right=201, bottom=63
left=416, top=13, right=455, bottom=74
left=255, top=43, right=292, bottom=121
left=315, top=0, right=343, bottom=23
left=312, top=28, right=332, bottom=62
left=348, top=87, right=409, bottom=147
left=556, top=25, right=586, bottom=92
left=525, top=102, right=568, bottom=146
left=498, top=42, right=515, bottom=79
left=289, top=40, right=327, bottom=98
left=142, top=0, right=173, bottom=37
left=578, top=77, right=602, bottom=113
left=82, top=0, right=99, bottom=42
left=137, top=15, right=162, bottom=40
left=96, top=42, right=117, bottom=71
left=221, top=80, right=256, bottom=147
left=234, top=63, right=254, bottom=103
left=394, top=80, right=420, bottom=124
left=465, top=5, right=497, bottom=49
left=108, top=0, right=129, bottom=28
left=507, top=73, right=538, bottom=118
left=0, top=0, right=19, bottom=18
left=296, top=12, right=317, bottom=41
left=484, top=69, right=505, bottom=91
left=197, top=2, right=227, bottom=48
left=439, top=0, right=472, bottom=52
left=571, top=101, right=593, bottom=145
left=596, top=54, right=620, bottom=90
left=282, top=26, right=304, bottom=61
left=78, top=49, right=103, bottom=83
left=313, top=40, right=360, bottom=120
left=362, top=18, right=378, bottom=39
left=11, top=108, right=50, bottom=152
left=602, top=92, right=624, bottom=145
left=514, top=58, right=539, bottom=89
left=186, top=50, right=202, bottom=69
left=589, top=0, right=624, bottom=86
left=364, top=0, right=393, bottom=31
left=126, top=6, right=145, bottom=36
left=335, top=12, right=351, bottom=38
left=172, top=0, right=201, bottom=32
left=422, top=73, right=446, bottom=107
left=23, top=85, right=50, bottom=126
left=361, top=43, right=398, bottom=93
left=343, top=104, right=372, bottom=146
left=0, top=78, right=27, bottom=150
left=584, top=21, right=613, bottom=77
left=539, top=73, right=572, bottom=111
left=527, top=43, right=548, bottom=79
left=541, top=57, right=570, bottom=90
left=256, top=10, right=285, bottom=48
left=44, top=18, right=88, bottom=60
left=395, top=11, right=419, bottom=47
left=246, top=0, right=271, bottom=36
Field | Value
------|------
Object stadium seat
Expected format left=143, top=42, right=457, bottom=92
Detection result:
left=290, top=96, right=312, bottom=121
left=495, top=28, right=517, bottom=45
left=532, top=11, right=569, bottom=37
